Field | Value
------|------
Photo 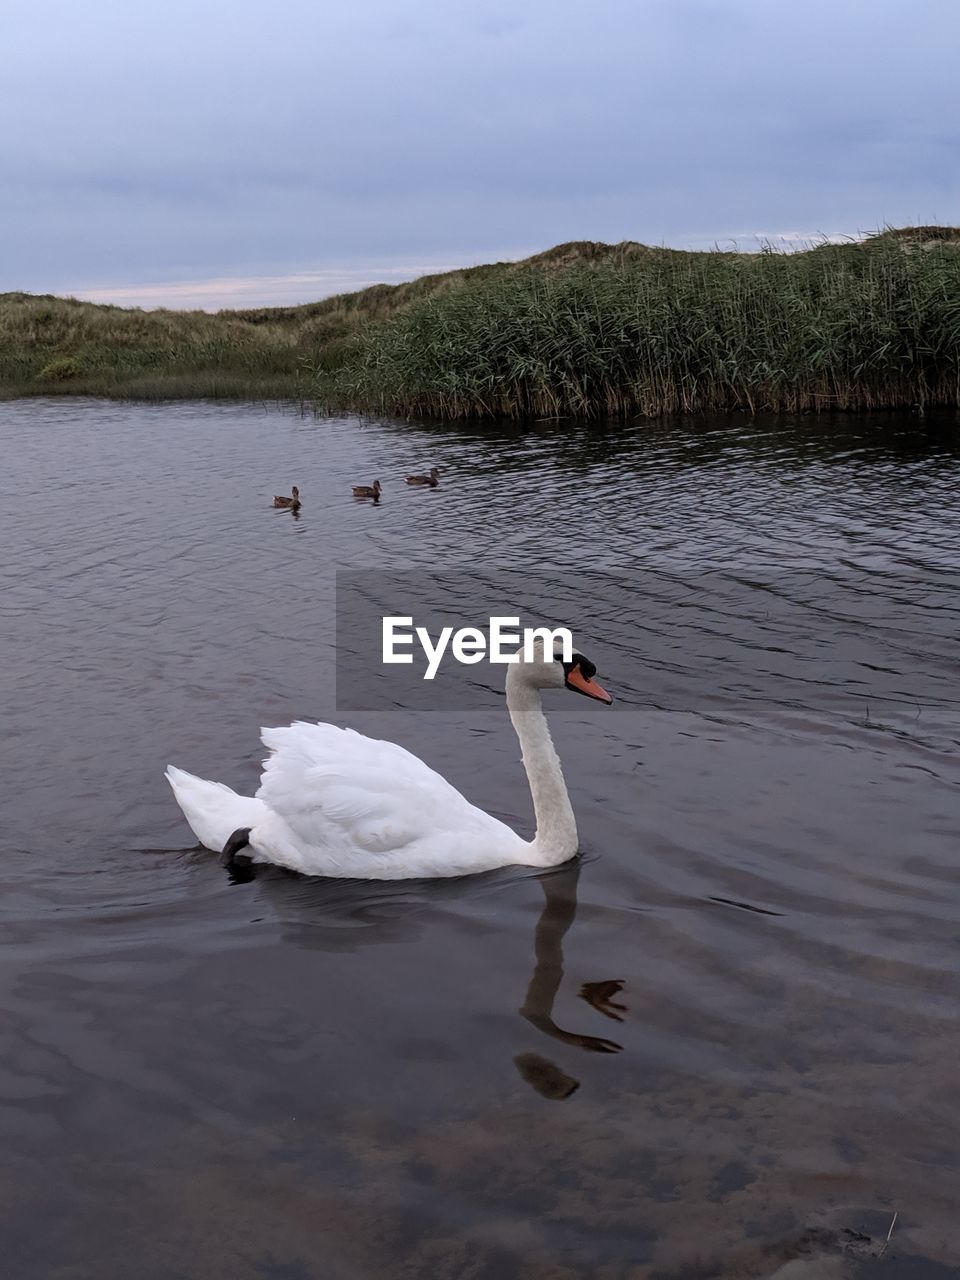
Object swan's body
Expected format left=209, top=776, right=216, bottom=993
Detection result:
left=406, top=467, right=440, bottom=487
left=166, top=646, right=611, bottom=880
left=352, top=479, right=381, bottom=500
left=273, top=486, right=301, bottom=509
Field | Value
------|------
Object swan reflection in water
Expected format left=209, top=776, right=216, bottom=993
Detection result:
left=515, top=860, right=626, bottom=1100
left=219, top=852, right=625, bottom=1099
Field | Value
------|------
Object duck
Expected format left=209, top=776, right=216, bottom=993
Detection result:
left=406, top=467, right=440, bottom=487
left=165, top=641, right=612, bottom=880
left=352, top=479, right=382, bottom=500
left=273, top=486, right=301, bottom=509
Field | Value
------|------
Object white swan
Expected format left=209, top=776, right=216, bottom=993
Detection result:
left=165, top=643, right=612, bottom=879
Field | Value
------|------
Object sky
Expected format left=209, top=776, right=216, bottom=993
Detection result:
left=2, top=0, right=957, bottom=310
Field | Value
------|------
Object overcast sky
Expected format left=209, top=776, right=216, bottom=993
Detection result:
left=3, top=0, right=957, bottom=309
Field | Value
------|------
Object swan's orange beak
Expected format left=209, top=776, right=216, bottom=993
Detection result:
left=566, top=664, right=613, bottom=704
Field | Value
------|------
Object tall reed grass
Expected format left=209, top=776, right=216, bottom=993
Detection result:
left=5, top=231, right=959, bottom=415
left=319, top=237, right=960, bottom=419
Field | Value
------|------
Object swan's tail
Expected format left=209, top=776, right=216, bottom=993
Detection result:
left=165, top=765, right=268, bottom=853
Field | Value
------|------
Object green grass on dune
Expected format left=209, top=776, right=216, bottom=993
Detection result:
left=0, top=293, right=308, bottom=401
left=0, top=259, right=515, bottom=401
left=318, top=233, right=960, bottom=419
left=2, top=228, right=959, bottom=417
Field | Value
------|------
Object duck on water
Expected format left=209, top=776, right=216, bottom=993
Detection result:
left=273, top=486, right=301, bottom=509
left=406, top=467, right=440, bottom=487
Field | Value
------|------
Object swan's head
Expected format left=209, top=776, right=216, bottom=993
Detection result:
left=513, top=637, right=613, bottom=704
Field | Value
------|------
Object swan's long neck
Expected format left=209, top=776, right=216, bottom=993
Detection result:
left=506, top=670, right=578, bottom=866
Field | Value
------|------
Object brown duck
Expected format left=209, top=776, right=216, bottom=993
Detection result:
left=273, top=486, right=301, bottom=509
left=406, top=467, right=440, bottom=487
left=352, top=479, right=382, bottom=500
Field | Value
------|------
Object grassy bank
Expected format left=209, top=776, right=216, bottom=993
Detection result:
left=0, top=260, right=511, bottom=402
left=0, top=292, right=308, bottom=401
left=3, top=228, right=959, bottom=417
left=319, top=231, right=960, bottom=419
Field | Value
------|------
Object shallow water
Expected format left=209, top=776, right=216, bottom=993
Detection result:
left=1, top=399, right=958, bottom=1279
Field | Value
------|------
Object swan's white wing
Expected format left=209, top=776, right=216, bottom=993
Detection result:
left=250, top=722, right=527, bottom=878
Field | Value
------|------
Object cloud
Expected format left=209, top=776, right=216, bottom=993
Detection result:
left=1, top=0, right=956, bottom=305
left=73, top=260, right=477, bottom=310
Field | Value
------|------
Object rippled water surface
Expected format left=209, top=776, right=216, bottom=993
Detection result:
left=2, top=400, right=959, bottom=1279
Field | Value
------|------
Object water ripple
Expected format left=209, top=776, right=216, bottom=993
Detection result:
left=2, top=399, right=959, bottom=1277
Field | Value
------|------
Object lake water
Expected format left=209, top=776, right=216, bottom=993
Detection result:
left=1, top=399, right=958, bottom=1279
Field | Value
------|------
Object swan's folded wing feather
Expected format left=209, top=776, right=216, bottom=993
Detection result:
left=258, top=723, right=473, bottom=810
left=252, top=722, right=520, bottom=875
